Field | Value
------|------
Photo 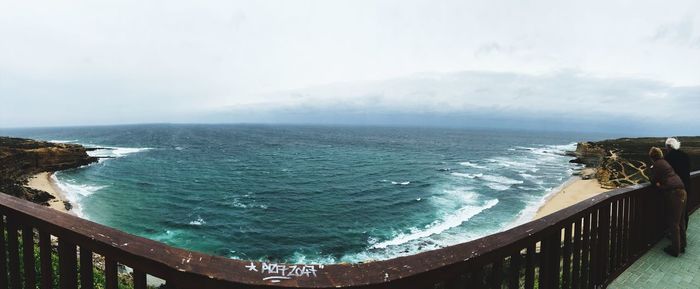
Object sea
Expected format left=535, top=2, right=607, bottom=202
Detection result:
left=1, top=124, right=610, bottom=264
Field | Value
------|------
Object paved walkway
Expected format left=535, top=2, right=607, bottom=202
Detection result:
left=609, top=212, right=700, bottom=288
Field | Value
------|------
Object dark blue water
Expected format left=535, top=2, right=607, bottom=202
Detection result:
left=1, top=124, right=609, bottom=263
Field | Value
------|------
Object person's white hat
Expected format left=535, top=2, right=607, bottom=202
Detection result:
left=665, top=137, right=681, bottom=150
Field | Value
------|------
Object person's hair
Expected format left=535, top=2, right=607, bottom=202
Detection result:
left=665, top=137, right=681, bottom=150
left=649, top=147, right=664, bottom=160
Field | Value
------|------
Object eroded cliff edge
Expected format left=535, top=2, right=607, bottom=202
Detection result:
left=0, top=137, right=98, bottom=205
left=571, top=137, right=700, bottom=189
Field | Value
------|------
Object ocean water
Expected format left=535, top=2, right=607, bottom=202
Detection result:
left=1, top=124, right=608, bottom=264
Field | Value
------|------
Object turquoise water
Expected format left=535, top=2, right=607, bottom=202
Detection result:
left=1, top=124, right=608, bottom=263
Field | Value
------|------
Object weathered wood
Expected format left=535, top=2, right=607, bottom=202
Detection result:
left=59, top=238, right=78, bottom=289
left=133, top=269, right=147, bottom=289
left=105, top=258, right=117, bottom=289
left=581, top=211, right=592, bottom=289
left=22, top=226, right=36, bottom=289
left=80, top=248, right=94, bottom=289
left=507, top=252, right=520, bottom=289
left=7, top=217, right=21, bottom=289
left=597, top=204, right=611, bottom=286
left=562, top=222, right=572, bottom=289
left=610, top=200, right=619, bottom=269
left=572, top=217, right=583, bottom=289
left=39, top=231, right=53, bottom=289
left=0, top=172, right=694, bottom=289
left=524, top=244, right=535, bottom=289
left=550, top=230, right=561, bottom=289
left=488, top=259, right=503, bottom=289
left=0, top=215, right=8, bottom=289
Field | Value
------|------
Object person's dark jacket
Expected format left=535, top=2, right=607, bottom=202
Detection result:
left=652, top=159, right=685, bottom=191
left=666, top=149, right=692, bottom=191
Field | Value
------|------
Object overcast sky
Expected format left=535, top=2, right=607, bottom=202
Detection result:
left=1, top=0, right=699, bottom=133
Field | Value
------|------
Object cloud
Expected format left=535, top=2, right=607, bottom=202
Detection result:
left=219, top=70, right=699, bottom=124
left=651, top=17, right=700, bottom=48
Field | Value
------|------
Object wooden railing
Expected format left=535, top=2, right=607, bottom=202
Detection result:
left=1, top=171, right=698, bottom=289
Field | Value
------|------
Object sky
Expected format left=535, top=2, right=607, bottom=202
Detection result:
left=0, top=0, right=699, bottom=134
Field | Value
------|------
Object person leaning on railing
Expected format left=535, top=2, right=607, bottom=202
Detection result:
left=665, top=137, right=692, bottom=228
left=650, top=146, right=687, bottom=257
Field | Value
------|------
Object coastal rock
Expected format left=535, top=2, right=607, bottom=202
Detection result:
left=573, top=137, right=700, bottom=189
left=0, top=137, right=98, bottom=206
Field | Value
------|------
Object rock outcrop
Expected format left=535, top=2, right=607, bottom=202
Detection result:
left=571, top=137, right=700, bottom=189
left=0, top=137, right=98, bottom=205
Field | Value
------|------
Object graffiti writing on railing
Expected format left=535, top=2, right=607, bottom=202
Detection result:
left=245, top=262, right=323, bottom=282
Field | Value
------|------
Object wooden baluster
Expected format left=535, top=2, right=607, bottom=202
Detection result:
left=572, top=217, right=583, bottom=289
left=469, top=266, right=484, bottom=288
left=58, top=238, right=78, bottom=289
left=446, top=273, right=467, bottom=289
left=133, top=270, right=147, bottom=289
left=563, top=223, right=572, bottom=289
left=597, top=204, right=611, bottom=285
left=551, top=230, right=561, bottom=289
left=80, top=248, right=94, bottom=289
left=39, top=231, right=53, bottom=289
left=539, top=239, right=549, bottom=289
left=508, top=251, right=521, bottom=289
left=105, top=258, right=118, bottom=289
left=609, top=200, right=618, bottom=270
left=489, top=259, right=503, bottom=289
left=524, top=243, right=535, bottom=289
left=617, top=198, right=626, bottom=266
left=0, top=216, right=8, bottom=289
left=7, top=217, right=20, bottom=289
left=581, top=211, right=591, bottom=289
left=22, top=226, right=36, bottom=289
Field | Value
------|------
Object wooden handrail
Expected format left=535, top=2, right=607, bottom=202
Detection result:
left=1, top=171, right=698, bottom=289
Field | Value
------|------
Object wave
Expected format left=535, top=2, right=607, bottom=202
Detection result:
left=450, top=172, right=483, bottom=179
left=370, top=198, right=499, bottom=249
left=189, top=217, right=206, bottom=226
left=49, top=139, right=78, bottom=143
left=87, top=146, right=151, bottom=159
left=479, top=174, right=523, bottom=185
left=459, top=161, right=487, bottom=169
left=391, top=181, right=411, bottom=185
left=51, top=173, right=107, bottom=218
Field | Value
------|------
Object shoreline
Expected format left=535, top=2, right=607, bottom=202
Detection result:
left=533, top=169, right=609, bottom=220
left=27, top=172, right=74, bottom=214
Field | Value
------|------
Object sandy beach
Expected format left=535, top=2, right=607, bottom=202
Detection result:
left=534, top=170, right=609, bottom=220
left=27, top=172, right=72, bottom=214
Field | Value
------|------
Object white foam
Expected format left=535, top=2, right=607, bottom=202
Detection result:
left=49, top=139, right=78, bottom=143
left=450, top=172, right=483, bottom=179
left=189, top=217, right=206, bottom=226
left=479, top=174, right=523, bottom=185
left=519, top=173, right=544, bottom=185
left=487, top=158, right=539, bottom=172
left=486, top=183, right=512, bottom=191
left=51, top=174, right=107, bottom=218
left=459, top=161, right=487, bottom=169
left=390, top=181, right=411, bottom=185
left=87, top=146, right=151, bottom=159
left=370, top=198, right=499, bottom=249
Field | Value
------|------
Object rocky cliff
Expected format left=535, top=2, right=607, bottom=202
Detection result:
left=571, top=137, right=700, bottom=189
left=0, top=137, right=98, bottom=205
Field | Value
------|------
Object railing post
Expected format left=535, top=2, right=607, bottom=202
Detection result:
left=7, top=217, right=20, bottom=289
left=80, top=247, right=94, bottom=289
left=525, top=243, right=535, bottom=289
left=596, top=203, right=611, bottom=286
left=39, top=231, right=53, bottom=289
left=0, top=215, right=7, bottom=289
left=58, top=238, right=78, bottom=289
left=22, top=226, right=36, bottom=289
